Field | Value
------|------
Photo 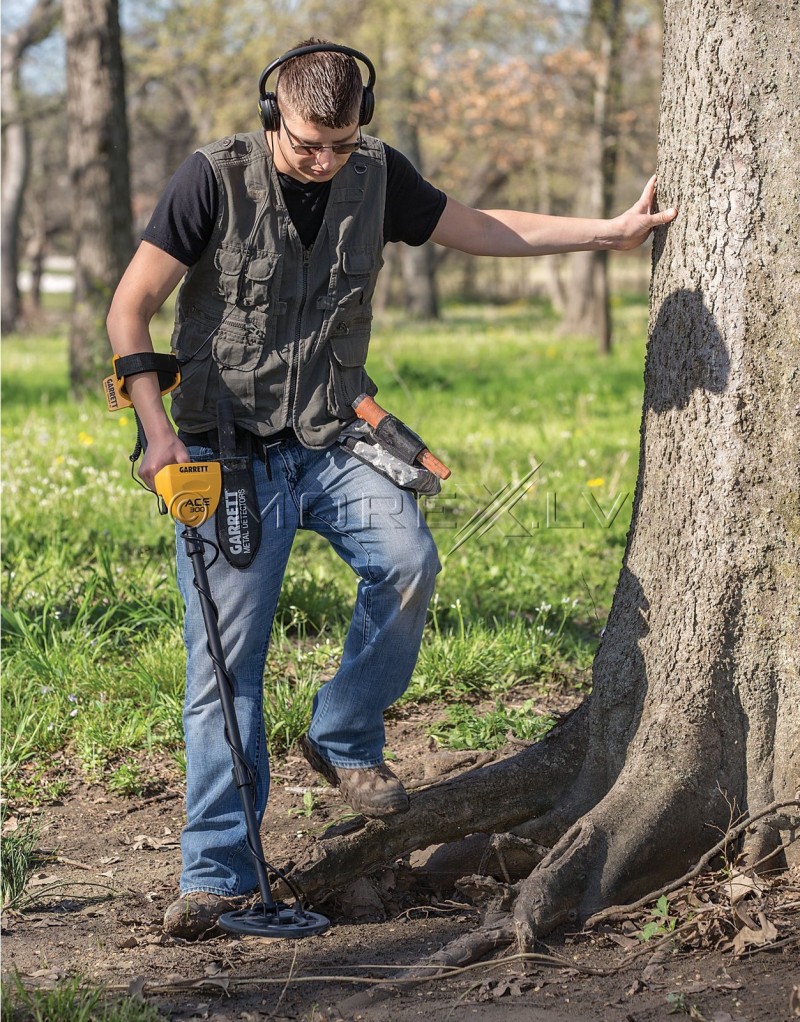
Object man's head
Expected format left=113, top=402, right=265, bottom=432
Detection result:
left=260, top=40, right=375, bottom=183
left=276, top=39, right=365, bottom=128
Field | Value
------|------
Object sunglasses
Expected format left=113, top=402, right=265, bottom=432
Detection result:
left=280, top=117, right=365, bottom=156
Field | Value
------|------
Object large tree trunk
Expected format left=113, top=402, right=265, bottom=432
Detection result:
left=0, top=0, right=60, bottom=335
left=64, top=0, right=132, bottom=393
left=288, top=0, right=800, bottom=955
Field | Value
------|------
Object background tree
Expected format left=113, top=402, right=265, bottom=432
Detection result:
left=378, top=2, right=440, bottom=320
left=20, top=102, right=70, bottom=312
left=557, top=0, right=625, bottom=352
left=64, top=0, right=132, bottom=392
left=288, top=0, right=800, bottom=963
left=1, top=0, right=60, bottom=335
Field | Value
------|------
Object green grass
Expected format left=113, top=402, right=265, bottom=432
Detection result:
left=1, top=972, right=166, bottom=1022
left=427, top=701, right=556, bottom=750
left=1, top=815, right=41, bottom=908
left=1, top=298, right=647, bottom=802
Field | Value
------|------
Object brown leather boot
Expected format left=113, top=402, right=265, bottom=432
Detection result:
left=163, top=891, right=249, bottom=940
left=298, top=735, right=410, bottom=817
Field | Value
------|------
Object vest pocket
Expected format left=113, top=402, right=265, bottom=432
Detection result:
left=213, top=246, right=279, bottom=306
left=211, top=328, right=264, bottom=415
left=171, top=317, right=214, bottom=414
left=327, top=331, right=375, bottom=417
left=324, top=249, right=377, bottom=340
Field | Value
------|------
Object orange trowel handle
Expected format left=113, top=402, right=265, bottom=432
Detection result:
left=353, top=394, right=452, bottom=480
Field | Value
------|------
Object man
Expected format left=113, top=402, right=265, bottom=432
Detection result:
left=106, top=40, right=676, bottom=940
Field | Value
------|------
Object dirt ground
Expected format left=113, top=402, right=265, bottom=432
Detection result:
left=3, top=707, right=799, bottom=1022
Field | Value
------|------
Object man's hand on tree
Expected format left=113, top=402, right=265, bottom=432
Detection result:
left=609, top=174, right=678, bottom=250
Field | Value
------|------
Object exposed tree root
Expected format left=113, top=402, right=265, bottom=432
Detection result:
left=511, top=769, right=740, bottom=952
left=336, top=920, right=515, bottom=1013
left=290, top=703, right=590, bottom=900
left=333, top=801, right=800, bottom=1013
left=584, top=798, right=800, bottom=929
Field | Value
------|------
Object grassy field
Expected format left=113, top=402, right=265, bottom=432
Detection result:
left=1, top=296, right=648, bottom=806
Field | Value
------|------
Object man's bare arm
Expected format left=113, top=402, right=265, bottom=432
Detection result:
left=430, top=174, right=677, bottom=256
left=106, top=241, right=191, bottom=490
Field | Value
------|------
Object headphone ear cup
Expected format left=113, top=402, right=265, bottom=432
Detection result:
left=359, top=87, right=374, bottom=126
left=259, top=94, right=280, bottom=132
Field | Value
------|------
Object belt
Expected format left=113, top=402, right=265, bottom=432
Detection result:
left=178, top=425, right=297, bottom=454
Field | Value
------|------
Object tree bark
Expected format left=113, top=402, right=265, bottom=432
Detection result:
left=289, top=0, right=800, bottom=953
left=63, top=0, right=132, bottom=393
left=0, top=0, right=60, bottom=335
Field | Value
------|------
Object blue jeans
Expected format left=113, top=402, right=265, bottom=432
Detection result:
left=175, top=437, right=440, bottom=895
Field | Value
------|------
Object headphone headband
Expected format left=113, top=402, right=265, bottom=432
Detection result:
left=258, top=44, right=376, bottom=129
left=258, top=43, right=376, bottom=103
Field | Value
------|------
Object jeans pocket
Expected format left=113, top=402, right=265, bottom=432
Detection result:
left=186, top=445, right=215, bottom=462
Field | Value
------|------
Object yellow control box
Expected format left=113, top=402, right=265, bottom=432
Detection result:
left=154, top=462, right=222, bottom=526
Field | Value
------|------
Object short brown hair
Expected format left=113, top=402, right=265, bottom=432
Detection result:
left=276, top=39, right=363, bottom=128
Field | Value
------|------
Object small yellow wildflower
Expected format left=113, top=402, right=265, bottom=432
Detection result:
left=587, top=477, right=605, bottom=488
left=78, top=431, right=94, bottom=446
left=54, top=455, right=65, bottom=465
left=118, top=415, right=130, bottom=427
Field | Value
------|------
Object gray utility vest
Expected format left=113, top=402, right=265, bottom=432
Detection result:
left=170, top=130, right=386, bottom=448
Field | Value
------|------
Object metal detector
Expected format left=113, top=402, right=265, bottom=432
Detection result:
left=155, top=461, right=330, bottom=939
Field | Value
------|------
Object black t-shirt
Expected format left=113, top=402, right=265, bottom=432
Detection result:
left=142, top=142, right=447, bottom=264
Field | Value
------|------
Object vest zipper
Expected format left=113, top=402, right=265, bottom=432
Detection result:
left=289, top=247, right=311, bottom=436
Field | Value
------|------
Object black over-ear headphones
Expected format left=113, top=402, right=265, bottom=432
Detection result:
left=258, top=43, right=376, bottom=131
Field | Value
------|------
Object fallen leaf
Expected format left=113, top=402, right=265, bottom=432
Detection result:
left=726, top=870, right=764, bottom=905
left=474, top=982, right=493, bottom=1003
left=731, top=911, right=778, bottom=955
left=790, top=985, right=799, bottom=1016
left=642, top=947, right=670, bottom=983
left=128, top=976, right=147, bottom=998
left=712, top=970, right=743, bottom=991
left=99, top=856, right=121, bottom=865
left=27, top=968, right=61, bottom=986
left=338, top=877, right=385, bottom=920
left=27, top=873, right=60, bottom=888
left=132, top=834, right=179, bottom=852
left=605, top=929, right=640, bottom=950
left=733, top=903, right=759, bottom=930
left=201, top=961, right=230, bottom=992
left=493, top=977, right=524, bottom=998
